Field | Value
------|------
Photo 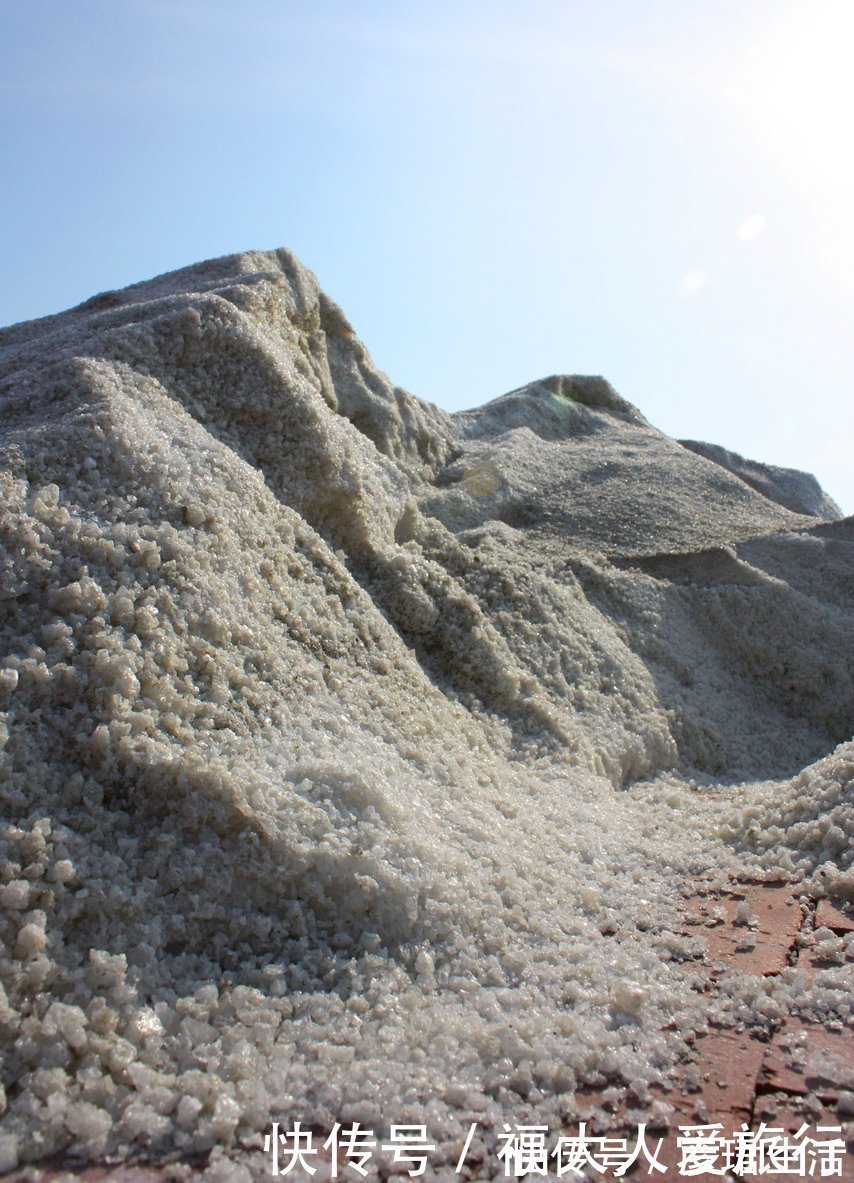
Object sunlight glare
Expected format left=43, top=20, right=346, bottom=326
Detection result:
left=679, top=269, right=707, bottom=298
left=737, top=213, right=766, bottom=242
left=729, top=0, right=854, bottom=283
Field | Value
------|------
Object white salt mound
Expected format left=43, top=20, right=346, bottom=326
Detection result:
left=0, top=249, right=852, bottom=1171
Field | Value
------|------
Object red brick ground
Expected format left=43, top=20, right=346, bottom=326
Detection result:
left=638, top=882, right=854, bottom=1181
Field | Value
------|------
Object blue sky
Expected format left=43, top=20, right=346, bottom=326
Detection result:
left=2, top=0, right=852, bottom=511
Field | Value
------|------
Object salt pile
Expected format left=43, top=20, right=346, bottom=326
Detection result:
left=0, top=248, right=852, bottom=1174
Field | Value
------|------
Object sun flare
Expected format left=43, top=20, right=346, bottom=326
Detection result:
left=730, top=0, right=854, bottom=282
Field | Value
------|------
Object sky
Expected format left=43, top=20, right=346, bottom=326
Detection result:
left=1, top=0, right=852, bottom=511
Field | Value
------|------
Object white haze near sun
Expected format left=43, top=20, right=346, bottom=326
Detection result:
left=729, top=0, right=854, bottom=285
left=0, top=0, right=851, bottom=511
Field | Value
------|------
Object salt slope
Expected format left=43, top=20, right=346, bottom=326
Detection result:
left=0, top=249, right=852, bottom=1172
